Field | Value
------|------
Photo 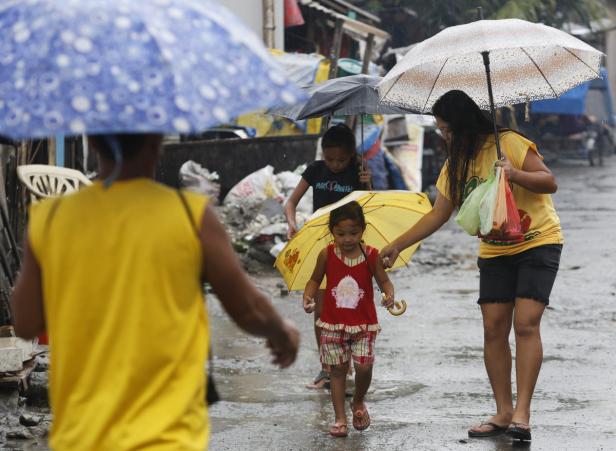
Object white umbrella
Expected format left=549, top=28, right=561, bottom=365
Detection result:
left=378, top=18, right=603, bottom=157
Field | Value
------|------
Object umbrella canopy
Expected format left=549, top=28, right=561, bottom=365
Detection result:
left=271, top=74, right=417, bottom=120
left=0, top=0, right=304, bottom=139
left=275, top=190, right=432, bottom=291
left=378, top=19, right=603, bottom=114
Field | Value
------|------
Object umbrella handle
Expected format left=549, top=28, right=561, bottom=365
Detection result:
left=387, top=300, right=407, bottom=316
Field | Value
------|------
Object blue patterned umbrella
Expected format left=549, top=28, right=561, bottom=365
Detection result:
left=0, top=0, right=304, bottom=139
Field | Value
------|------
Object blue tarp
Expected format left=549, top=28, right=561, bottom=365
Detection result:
left=531, top=68, right=614, bottom=125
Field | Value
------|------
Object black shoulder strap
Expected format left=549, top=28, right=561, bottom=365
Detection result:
left=176, top=189, right=199, bottom=237
left=43, top=198, right=63, bottom=239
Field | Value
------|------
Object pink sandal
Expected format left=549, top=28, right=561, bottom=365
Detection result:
left=350, top=401, right=370, bottom=431
left=329, top=422, right=348, bottom=437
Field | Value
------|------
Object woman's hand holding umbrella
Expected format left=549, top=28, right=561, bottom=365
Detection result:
left=495, top=157, right=517, bottom=182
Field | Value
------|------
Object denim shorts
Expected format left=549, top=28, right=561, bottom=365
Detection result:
left=477, top=244, right=562, bottom=305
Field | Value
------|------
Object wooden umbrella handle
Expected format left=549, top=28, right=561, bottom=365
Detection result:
left=387, top=300, right=407, bottom=316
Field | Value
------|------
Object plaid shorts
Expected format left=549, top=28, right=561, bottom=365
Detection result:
left=319, top=328, right=378, bottom=366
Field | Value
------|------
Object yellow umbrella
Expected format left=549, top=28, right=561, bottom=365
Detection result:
left=275, top=190, right=432, bottom=292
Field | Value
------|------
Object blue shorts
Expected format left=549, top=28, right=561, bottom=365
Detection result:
left=477, top=244, right=562, bottom=305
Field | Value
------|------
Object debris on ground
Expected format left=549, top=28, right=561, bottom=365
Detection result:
left=202, top=164, right=313, bottom=272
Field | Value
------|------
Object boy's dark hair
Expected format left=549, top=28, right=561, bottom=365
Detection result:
left=89, top=134, right=150, bottom=161
left=328, top=200, right=366, bottom=231
left=322, top=123, right=356, bottom=154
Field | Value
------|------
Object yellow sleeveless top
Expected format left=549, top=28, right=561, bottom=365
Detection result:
left=29, top=179, right=209, bottom=450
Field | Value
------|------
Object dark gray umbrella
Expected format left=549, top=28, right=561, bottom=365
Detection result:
left=270, top=74, right=418, bottom=120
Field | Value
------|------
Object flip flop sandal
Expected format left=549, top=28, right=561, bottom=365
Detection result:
left=468, top=422, right=508, bottom=437
left=329, top=423, right=348, bottom=437
left=306, top=370, right=330, bottom=389
left=506, top=422, right=531, bottom=441
left=350, top=401, right=370, bottom=431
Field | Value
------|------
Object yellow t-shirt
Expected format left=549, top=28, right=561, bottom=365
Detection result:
left=29, top=179, right=209, bottom=451
left=436, top=131, right=563, bottom=258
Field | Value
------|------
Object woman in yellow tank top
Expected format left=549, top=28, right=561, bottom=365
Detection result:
left=381, top=91, right=562, bottom=443
left=10, top=134, right=299, bottom=450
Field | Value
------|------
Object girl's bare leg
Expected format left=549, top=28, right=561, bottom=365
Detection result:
left=352, top=362, right=372, bottom=407
left=512, top=298, right=546, bottom=425
left=330, top=363, right=349, bottom=425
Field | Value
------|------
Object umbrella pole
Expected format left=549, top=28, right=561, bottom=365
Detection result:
left=481, top=51, right=503, bottom=160
left=360, top=114, right=372, bottom=190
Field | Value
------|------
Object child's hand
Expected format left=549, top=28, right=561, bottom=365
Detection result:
left=359, top=168, right=372, bottom=184
left=287, top=223, right=298, bottom=240
left=380, top=292, right=394, bottom=309
left=303, top=296, right=316, bottom=313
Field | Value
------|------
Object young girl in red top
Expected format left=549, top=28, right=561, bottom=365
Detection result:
left=303, top=201, right=394, bottom=437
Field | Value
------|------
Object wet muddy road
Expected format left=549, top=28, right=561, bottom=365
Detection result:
left=208, top=157, right=616, bottom=451
left=5, top=157, right=615, bottom=451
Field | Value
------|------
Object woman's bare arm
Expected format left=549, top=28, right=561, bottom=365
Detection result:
left=380, top=192, right=455, bottom=268
left=497, top=150, right=557, bottom=194
left=10, top=236, right=45, bottom=339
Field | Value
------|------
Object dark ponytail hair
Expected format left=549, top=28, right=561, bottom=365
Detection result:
left=328, top=201, right=366, bottom=232
left=432, top=90, right=500, bottom=207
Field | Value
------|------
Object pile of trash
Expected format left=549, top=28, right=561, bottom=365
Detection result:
left=179, top=161, right=312, bottom=272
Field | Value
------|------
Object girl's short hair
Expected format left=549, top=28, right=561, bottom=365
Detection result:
left=322, top=123, right=356, bottom=154
left=328, top=200, right=366, bottom=231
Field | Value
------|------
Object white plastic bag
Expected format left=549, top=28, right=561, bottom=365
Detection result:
left=223, top=165, right=282, bottom=209
left=179, top=160, right=220, bottom=201
left=275, top=170, right=312, bottom=215
left=479, top=166, right=502, bottom=236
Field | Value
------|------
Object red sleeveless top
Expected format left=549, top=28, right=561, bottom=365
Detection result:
left=317, top=244, right=380, bottom=333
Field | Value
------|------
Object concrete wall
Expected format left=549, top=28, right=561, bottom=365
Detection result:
left=157, top=135, right=318, bottom=200
left=215, top=0, right=285, bottom=50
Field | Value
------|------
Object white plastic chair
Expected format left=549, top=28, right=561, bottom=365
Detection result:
left=17, top=164, right=92, bottom=201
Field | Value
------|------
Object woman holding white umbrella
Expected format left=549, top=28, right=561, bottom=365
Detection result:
left=381, top=90, right=563, bottom=441
left=378, top=17, right=602, bottom=442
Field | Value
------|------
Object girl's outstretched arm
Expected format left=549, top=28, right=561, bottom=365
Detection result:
left=380, top=192, right=454, bottom=268
left=284, top=178, right=310, bottom=239
left=374, top=255, right=394, bottom=308
left=496, top=150, right=557, bottom=194
left=303, top=248, right=326, bottom=313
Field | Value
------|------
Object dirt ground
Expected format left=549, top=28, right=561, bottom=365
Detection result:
left=4, top=155, right=616, bottom=450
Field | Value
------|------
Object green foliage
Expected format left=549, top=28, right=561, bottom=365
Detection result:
left=493, top=0, right=607, bottom=29
left=352, top=0, right=607, bottom=39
